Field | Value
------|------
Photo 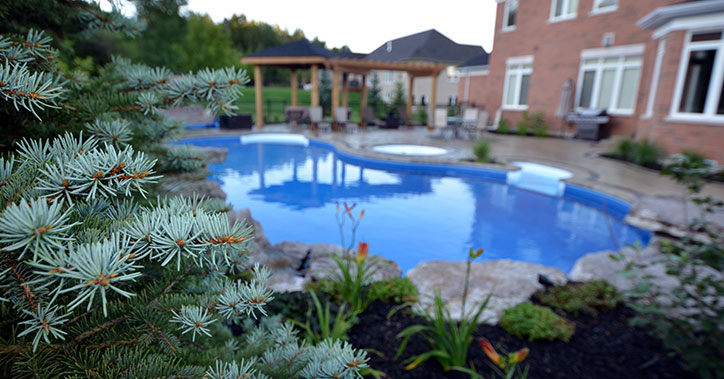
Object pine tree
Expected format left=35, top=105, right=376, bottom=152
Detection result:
left=0, top=3, right=367, bottom=377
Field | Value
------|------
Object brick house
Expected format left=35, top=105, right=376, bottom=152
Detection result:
left=459, top=0, right=724, bottom=162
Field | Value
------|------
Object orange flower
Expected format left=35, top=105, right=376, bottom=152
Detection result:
left=356, top=242, right=369, bottom=262
left=469, top=247, right=484, bottom=259
left=478, top=337, right=503, bottom=368
left=344, top=202, right=356, bottom=220
left=512, top=347, right=529, bottom=364
left=359, top=209, right=365, bottom=220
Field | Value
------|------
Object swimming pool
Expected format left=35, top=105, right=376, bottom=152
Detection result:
left=181, top=136, right=650, bottom=273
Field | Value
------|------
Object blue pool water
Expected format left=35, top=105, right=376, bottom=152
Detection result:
left=181, top=137, right=650, bottom=273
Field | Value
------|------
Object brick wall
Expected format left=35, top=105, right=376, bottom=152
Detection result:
left=463, top=0, right=677, bottom=132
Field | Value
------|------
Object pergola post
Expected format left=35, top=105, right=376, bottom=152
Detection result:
left=428, top=70, right=438, bottom=130
left=290, top=69, right=298, bottom=106
left=311, top=65, right=319, bottom=107
left=342, top=73, right=349, bottom=108
left=331, top=68, right=340, bottom=126
left=254, top=65, right=264, bottom=128
left=360, top=74, right=368, bottom=129
left=407, top=74, right=414, bottom=127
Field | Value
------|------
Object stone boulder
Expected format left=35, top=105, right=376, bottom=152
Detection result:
left=257, top=241, right=402, bottom=293
left=406, top=259, right=567, bottom=324
left=570, top=238, right=686, bottom=295
left=626, top=195, right=724, bottom=239
left=192, top=146, right=228, bottom=163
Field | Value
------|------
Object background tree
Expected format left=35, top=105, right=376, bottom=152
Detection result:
left=176, top=14, right=241, bottom=72
left=390, top=81, right=407, bottom=116
left=319, top=70, right=333, bottom=116
left=367, top=73, right=383, bottom=116
left=132, top=0, right=188, bottom=71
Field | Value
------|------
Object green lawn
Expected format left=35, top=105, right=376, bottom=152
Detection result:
left=237, top=87, right=363, bottom=123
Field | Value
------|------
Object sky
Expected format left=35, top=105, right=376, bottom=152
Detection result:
left=113, top=0, right=499, bottom=53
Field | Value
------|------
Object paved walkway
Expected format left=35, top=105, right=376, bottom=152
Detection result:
left=183, top=124, right=724, bottom=204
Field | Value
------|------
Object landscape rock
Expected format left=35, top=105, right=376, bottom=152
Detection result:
left=192, top=146, right=228, bottom=163
left=569, top=245, right=676, bottom=293
left=406, top=259, right=567, bottom=324
left=226, top=210, right=402, bottom=292
left=626, top=195, right=724, bottom=239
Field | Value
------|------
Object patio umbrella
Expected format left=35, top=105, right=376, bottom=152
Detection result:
left=555, top=79, right=573, bottom=120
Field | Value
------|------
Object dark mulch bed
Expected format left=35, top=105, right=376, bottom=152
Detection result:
left=348, top=301, right=696, bottom=379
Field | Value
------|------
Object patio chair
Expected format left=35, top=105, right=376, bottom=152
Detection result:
left=363, top=106, right=381, bottom=128
left=461, top=108, right=490, bottom=139
left=432, top=108, right=452, bottom=139
left=309, top=106, right=331, bottom=132
left=334, top=107, right=359, bottom=133
left=397, top=106, right=414, bottom=127
left=284, top=106, right=309, bottom=127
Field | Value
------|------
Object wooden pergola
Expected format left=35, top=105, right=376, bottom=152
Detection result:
left=241, top=40, right=446, bottom=129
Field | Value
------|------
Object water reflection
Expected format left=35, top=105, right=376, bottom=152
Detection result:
left=190, top=139, right=649, bottom=273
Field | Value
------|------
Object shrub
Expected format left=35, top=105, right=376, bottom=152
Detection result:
left=474, top=139, right=492, bottom=163
left=617, top=153, right=724, bottom=377
left=369, top=277, right=418, bottom=304
left=415, top=105, right=428, bottom=125
left=610, top=138, right=666, bottom=167
left=632, top=140, right=666, bottom=166
left=612, top=138, right=636, bottom=160
left=516, top=125, right=528, bottom=136
left=533, top=126, right=548, bottom=137
left=534, top=280, right=620, bottom=316
left=500, top=302, right=575, bottom=342
left=498, top=119, right=510, bottom=134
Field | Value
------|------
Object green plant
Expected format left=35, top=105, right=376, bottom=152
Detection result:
left=474, top=139, right=493, bottom=163
left=293, top=291, right=356, bottom=345
left=535, top=280, right=620, bottom=316
left=415, top=104, right=428, bottom=125
left=498, top=119, right=510, bottom=134
left=329, top=203, right=381, bottom=314
left=632, top=140, right=666, bottom=166
left=396, top=248, right=490, bottom=372
left=516, top=111, right=529, bottom=136
left=369, top=277, right=419, bottom=304
left=533, top=126, right=548, bottom=137
left=612, top=138, right=636, bottom=160
left=610, top=138, right=666, bottom=167
left=499, top=302, right=575, bottom=342
left=615, top=153, right=724, bottom=377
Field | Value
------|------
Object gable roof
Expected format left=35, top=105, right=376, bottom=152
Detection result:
left=458, top=53, right=489, bottom=68
left=246, top=39, right=337, bottom=58
left=365, top=29, right=485, bottom=65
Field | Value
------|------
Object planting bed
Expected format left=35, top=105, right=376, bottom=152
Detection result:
left=348, top=301, right=695, bottom=378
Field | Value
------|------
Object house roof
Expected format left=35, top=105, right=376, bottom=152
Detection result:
left=336, top=51, right=368, bottom=60
left=246, top=39, right=338, bottom=58
left=638, top=0, right=724, bottom=30
left=365, top=29, right=485, bottom=65
left=458, top=53, right=489, bottom=68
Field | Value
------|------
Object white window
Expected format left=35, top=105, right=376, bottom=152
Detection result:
left=503, top=0, right=518, bottom=31
left=550, top=0, right=577, bottom=22
left=671, top=30, right=724, bottom=122
left=593, top=0, right=617, bottom=13
left=576, top=52, right=642, bottom=115
left=502, top=56, right=533, bottom=110
left=385, top=71, right=393, bottom=84
left=447, top=66, right=459, bottom=83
